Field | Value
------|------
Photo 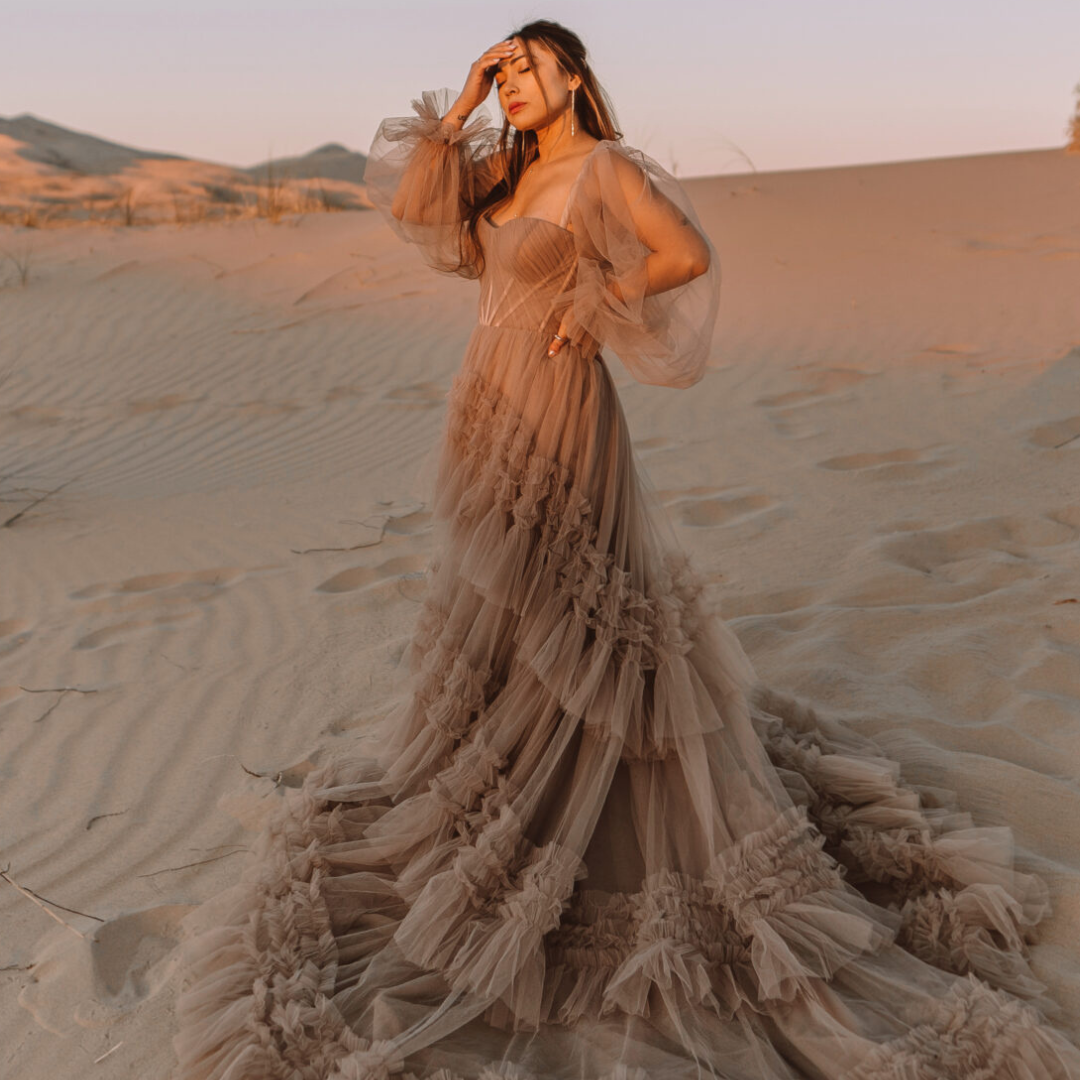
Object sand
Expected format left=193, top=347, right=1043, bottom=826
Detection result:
left=1, top=143, right=1079, bottom=1077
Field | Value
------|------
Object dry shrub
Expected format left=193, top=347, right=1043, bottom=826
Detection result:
left=172, top=195, right=209, bottom=225
left=107, top=187, right=139, bottom=226
left=2, top=244, right=34, bottom=287
left=1068, top=80, right=1080, bottom=153
left=255, top=158, right=287, bottom=223
left=202, top=181, right=244, bottom=205
left=310, top=182, right=350, bottom=211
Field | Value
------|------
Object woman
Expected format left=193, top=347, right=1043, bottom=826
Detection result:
left=173, top=19, right=1080, bottom=1080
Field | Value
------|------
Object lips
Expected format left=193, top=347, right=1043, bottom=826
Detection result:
left=509, top=101, right=526, bottom=114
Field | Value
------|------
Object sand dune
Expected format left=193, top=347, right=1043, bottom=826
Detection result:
left=1, top=143, right=1079, bottom=1077
left=0, top=115, right=371, bottom=226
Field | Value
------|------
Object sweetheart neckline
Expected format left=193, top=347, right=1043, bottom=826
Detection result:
left=482, top=213, right=574, bottom=237
left=481, top=140, right=615, bottom=240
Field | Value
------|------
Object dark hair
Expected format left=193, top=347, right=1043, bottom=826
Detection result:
left=456, top=19, right=623, bottom=278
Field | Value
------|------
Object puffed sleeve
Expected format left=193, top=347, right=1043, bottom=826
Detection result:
left=364, top=87, right=502, bottom=279
left=554, top=141, right=721, bottom=389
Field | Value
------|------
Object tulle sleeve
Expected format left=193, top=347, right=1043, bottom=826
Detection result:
left=555, top=141, right=721, bottom=389
left=364, top=87, right=502, bottom=279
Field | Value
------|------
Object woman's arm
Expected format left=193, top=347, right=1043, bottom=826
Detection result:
left=606, top=149, right=711, bottom=292
left=365, top=87, right=501, bottom=278
left=546, top=142, right=720, bottom=386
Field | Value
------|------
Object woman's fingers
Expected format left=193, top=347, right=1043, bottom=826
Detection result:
left=547, top=325, right=569, bottom=357
left=482, top=40, right=517, bottom=67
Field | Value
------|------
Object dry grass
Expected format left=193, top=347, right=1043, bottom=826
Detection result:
left=115, top=186, right=138, bottom=226
left=255, top=157, right=287, bottom=223
left=309, top=182, right=349, bottom=212
left=2, top=244, right=35, bottom=286
left=0, top=207, right=44, bottom=228
left=172, top=195, right=211, bottom=225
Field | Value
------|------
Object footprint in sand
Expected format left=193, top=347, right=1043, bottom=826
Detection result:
left=18, top=903, right=193, bottom=1035
left=828, top=513, right=1079, bottom=610
left=316, top=553, right=430, bottom=594
left=1027, top=416, right=1080, bottom=451
left=755, top=367, right=877, bottom=440
left=829, top=514, right=1077, bottom=609
left=71, top=566, right=248, bottom=601
left=816, top=445, right=953, bottom=480
left=882, top=515, right=1074, bottom=575
left=68, top=566, right=264, bottom=648
left=325, top=504, right=432, bottom=553
left=0, top=618, right=32, bottom=656
left=633, top=435, right=676, bottom=456
left=1008, top=615, right=1080, bottom=757
left=659, top=486, right=778, bottom=529
left=719, top=586, right=819, bottom=620
left=382, top=508, right=432, bottom=536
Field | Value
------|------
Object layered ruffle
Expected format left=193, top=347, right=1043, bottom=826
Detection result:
left=750, top=686, right=1059, bottom=1012
left=536, top=804, right=902, bottom=1030
left=174, top=784, right=398, bottom=1080
left=840, top=974, right=1080, bottom=1079
left=424, top=365, right=743, bottom=762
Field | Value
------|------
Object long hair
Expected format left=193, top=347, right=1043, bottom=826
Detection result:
left=456, top=19, right=623, bottom=278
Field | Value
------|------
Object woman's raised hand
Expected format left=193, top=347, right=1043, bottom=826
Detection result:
left=454, top=39, right=518, bottom=115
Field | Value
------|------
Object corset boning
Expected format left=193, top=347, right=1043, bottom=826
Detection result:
left=476, top=224, right=578, bottom=334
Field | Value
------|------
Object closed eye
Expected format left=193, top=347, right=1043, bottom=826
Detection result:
left=496, top=65, right=529, bottom=87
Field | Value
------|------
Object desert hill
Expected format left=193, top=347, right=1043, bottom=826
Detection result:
left=0, top=114, right=372, bottom=226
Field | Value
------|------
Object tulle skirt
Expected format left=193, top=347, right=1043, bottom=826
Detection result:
left=173, top=325, right=1080, bottom=1080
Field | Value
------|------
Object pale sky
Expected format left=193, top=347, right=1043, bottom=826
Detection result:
left=3, top=0, right=1078, bottom=177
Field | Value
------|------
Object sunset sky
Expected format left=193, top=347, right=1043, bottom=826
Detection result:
left=5, top=0, right=1079, bottom=177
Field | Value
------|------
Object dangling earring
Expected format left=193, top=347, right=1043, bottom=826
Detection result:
left=570, top=87, right=576, bottom=136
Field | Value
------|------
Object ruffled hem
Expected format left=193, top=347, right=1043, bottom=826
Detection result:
left=840, top=974, right=1080, bottom=1079
left=530, top=804, right=901, bottom=1030
left=750, top=686, right=1058, bottom=1012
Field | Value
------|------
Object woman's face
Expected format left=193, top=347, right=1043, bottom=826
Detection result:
left=495, top=37, right=575, bottom=130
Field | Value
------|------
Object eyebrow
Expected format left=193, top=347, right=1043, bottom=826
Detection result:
left=496, top=53, right=527, bottom=71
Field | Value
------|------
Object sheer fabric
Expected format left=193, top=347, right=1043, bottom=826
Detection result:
left=364, top=86, right=721, bottom=388
left=172, top=89, right=1080, bottom=1080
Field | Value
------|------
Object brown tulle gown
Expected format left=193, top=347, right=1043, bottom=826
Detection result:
left=171, top=88, right=1080, bottom=1080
